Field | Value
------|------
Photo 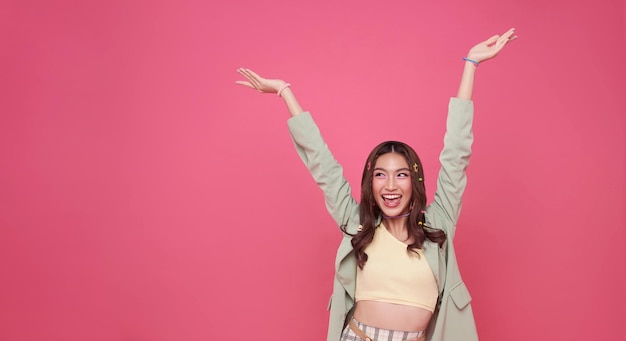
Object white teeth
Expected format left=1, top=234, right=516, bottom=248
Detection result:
left=383, top=194, right=401, bottom=199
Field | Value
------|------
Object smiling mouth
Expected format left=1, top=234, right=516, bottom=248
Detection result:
left=382, top=194, right=401, bottom=207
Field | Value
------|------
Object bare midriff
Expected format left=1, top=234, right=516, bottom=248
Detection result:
left=353, top=300, right=432, bottom=332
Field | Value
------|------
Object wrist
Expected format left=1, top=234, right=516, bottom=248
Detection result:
left=277, top=83, right=291, bottom=97
left=462, top=57, right=480, bottom=67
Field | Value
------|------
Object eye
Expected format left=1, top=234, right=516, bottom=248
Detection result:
left=374, top=172, right=387, bottom=178
left=397, top=172, right=409, bottom=178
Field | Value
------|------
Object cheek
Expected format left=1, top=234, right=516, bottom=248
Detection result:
left=400, top=180, right=413, bottom=194
left=371, top=179, right=383, bottom=193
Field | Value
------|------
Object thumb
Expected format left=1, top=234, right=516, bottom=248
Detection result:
left=235, top=80, right=254, bottom=89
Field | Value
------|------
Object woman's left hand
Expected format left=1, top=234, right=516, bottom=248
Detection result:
left=467, top=28, right=517, bottom=63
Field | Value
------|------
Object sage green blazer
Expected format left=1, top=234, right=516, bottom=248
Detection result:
left=287, top=98, right=478, bottom=341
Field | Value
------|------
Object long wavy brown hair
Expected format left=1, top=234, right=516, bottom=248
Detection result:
left=342, top=141, right=446, bottom=269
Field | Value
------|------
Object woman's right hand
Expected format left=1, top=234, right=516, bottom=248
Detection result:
left=235, top=68, right=286, bottom=94
left=466, top=28, right=517, bottom=64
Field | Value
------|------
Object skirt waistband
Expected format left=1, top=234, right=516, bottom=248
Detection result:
left=347, top=319, right=425, bottom=341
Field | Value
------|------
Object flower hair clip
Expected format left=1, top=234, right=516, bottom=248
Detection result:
left=413, top=163, right=419, bottom=173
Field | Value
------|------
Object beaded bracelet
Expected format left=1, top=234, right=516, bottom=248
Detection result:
left=463, top=57, right=479, bottom=67
left=277, top=83, right=291, bottom=97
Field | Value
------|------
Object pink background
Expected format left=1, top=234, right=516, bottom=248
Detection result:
left=2, top=0, right=625, bottom=340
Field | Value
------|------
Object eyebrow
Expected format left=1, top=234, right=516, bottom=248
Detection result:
left=373, top=167, right=411, bottom=172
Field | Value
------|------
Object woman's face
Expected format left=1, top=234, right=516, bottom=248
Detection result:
left=371, top=152, right=413, bottom=216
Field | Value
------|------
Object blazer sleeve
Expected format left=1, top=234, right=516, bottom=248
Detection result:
left=429, top=98, right=474, bottom=239
left=287, top=112, right=359, bottom=230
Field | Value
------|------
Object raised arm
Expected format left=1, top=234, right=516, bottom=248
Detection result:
left=236, top=69, right=360, bottom=230
left=429, top=29, right=517, bottom=237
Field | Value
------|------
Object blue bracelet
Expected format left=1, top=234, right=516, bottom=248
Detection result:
left=463, top=57, right=479, bottom=67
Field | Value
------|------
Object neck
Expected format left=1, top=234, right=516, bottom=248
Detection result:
left=381, top=215, right=409, bottom=234
left=381, top=218, right=410, bottom=242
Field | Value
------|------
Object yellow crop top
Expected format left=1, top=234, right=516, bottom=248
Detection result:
left=355, top=224, right=438, bottom=312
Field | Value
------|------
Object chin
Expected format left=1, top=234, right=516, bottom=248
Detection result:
left=381, top=208, right=410, bottom=217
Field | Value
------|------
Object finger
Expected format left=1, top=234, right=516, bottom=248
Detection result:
left=237, top=67, right=252, bottom=79
left=503, top=28, right=516, bottom=37
left=497, top=30, right=518, bottom=48
left=237, top=68, right=248, bottom=82
left=237, top=68, right=254, bottom=82
left=238, top=68, right=256, bottom=82
left=493, top=34, right=516, bottom=54
left=484, top=34, right=499, bottom=46
left=245, top=68, right=263, bottom=80
left=489, top=28, right=515, bottom=48
left=239, top=69, right=262, bottom=89
left=501, top=28, right=517, bottom=41
left=493, top=38, right=508, bottom=53
left=243, top=69, right=265, bottom=90
left=235, top=80, right=255, bottom=89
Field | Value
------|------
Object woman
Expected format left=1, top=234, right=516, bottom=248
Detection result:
left=236, top=28, right=517, bottom=341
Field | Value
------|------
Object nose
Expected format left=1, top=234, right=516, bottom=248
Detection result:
left=385, top=176, right=397, bottom=190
